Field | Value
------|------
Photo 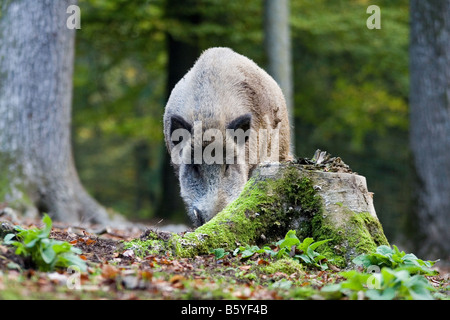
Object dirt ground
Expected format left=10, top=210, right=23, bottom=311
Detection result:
left=0, top=211, right=449, bottom=301
left=0, top=215, right=308, bottom=300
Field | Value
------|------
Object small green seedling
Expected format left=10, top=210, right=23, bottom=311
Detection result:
left=3, top=214, right=87, bottom=272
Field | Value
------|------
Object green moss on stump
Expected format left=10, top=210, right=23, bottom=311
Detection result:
left=311, top=207, right=389, bottom=268
left=173, top=166, right=323, bottom=258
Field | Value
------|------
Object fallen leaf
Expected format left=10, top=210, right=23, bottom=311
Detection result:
left=301, top=281, right=310, bottom=287
left=80, top=273, right=90, bottom=283
left=170, top=274, right=186, bottom=284
left=101, top=264, right=119, bottom=279
left=257, top=259, right=269, bottom=265
left=159, top=257, right=172, bottom=265
left=141, top=270, right=153, bottom=281
left=85, top=238, right=96, bottom=246
left=328, top=264, right=341, bottom=272
left=172, top=281, right=184, bottom=289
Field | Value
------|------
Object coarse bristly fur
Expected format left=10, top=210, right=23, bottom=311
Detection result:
left=163, top=47, right=292, bottom=227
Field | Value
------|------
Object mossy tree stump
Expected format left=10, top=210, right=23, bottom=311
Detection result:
left=153, top=160, right=389, bottom=268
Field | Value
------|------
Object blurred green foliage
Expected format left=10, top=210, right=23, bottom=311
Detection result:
left=72, top=0, right=410, bottom=241
left=290, top=0, right=410, bottom=241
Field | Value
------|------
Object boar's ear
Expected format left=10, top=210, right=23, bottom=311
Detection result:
left=227, top=113, right=252, bottom=133
left=170, top=115, right=192, bottom=146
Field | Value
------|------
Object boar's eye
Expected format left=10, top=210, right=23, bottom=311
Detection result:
left=227, top=113, right=252, bottom=133
left=227, top=114, right=252, bottom=145
left=170, top=115, right=192, bottom=146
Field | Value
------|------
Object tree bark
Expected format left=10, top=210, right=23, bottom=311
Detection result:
left=0, top=0, right=110, bottom=224
left=409, top=0, right=450, bottom=260
left=264, top=0, right=295, bottom=153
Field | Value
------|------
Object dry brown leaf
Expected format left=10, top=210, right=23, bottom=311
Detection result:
left=101, top=264, right=119, bottom=279
left=159, top=257, right=172, bottom=265
left=141, top=270, right=153, bottom=281
left=170, top=274, right=186, bottom=284
left=328, top=264, right=341, bottom=272
left=85, top=238, right=96, bottom=245
left=257, top=259, right=269, bottom=265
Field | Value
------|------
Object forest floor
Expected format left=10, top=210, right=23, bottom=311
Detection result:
left=0, top=214, right=449, bottom=301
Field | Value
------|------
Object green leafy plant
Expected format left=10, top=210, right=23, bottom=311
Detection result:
left=322, top=270, right=371, bottom=299
left=365, top=268, right=434, bottom=300
left=322, top=268, right=434, bottom=300
left=3, top=214, right=87, bottom=272
left=233, top=244, right=272, bottom=259
left=210, top=248, right=229, bottom=259
left=276, top=231, right=331, bottom=270
left=232, top=230, right=331, bottom=270
left=353, top=245, right=438, bottom=275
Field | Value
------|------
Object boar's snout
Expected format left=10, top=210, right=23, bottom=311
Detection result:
left=192, top=206, right=205, bottom=226
left=188, top=189, right=229, bottom=227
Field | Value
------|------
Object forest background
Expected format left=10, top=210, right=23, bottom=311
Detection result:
left=0, top=0, right=437, bottom=265
left=72, top=0, right=411, bottom=245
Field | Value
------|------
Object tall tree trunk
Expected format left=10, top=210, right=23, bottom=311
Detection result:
left=409, top=0, right=450, bottom=260
left=0, top=0, right=110, bottom=224
left=158, top=0, right=201, bottom=222
left=264, top=0, right=295, bottom=153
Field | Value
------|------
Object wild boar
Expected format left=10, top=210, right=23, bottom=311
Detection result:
left=163, top=47, right=292, bottom=227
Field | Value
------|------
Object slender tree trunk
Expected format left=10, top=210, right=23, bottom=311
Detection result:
left=264, top=0, right=295, bottom=153
left=0, top=0, right=110, bottom=224
left=409, top=0, right=450, bottom=260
